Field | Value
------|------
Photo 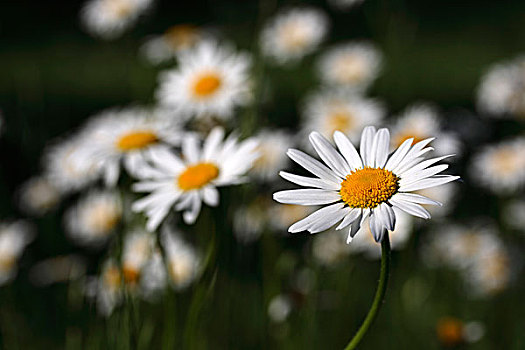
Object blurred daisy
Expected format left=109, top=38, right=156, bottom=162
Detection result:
left=502, top=199, right=525, bottom=231
left=416, top=182, right=459, bottom=218
left=274, top=126, right=459, bottom=243
left=156, top=41, right=252, bottom=120
left=260, top=7, right=329, bottom=65
left=422, top=222, right=511, bottom=297
left=140, top=24, right=203, bottom=65
left=269, top=204, right=316, bottom=232
left=29, top=255, right=86, bottom=287
left=139, top=249, right=167, bottom=299
left=17, top=176, right=60, bottom=216
left=301, top=90, right=384, bottom=144
left=477, top=56, right=525, bottom=118
left=43, top=134, right=102, bottom=194
left=312, top=230, right=349, bottom=266
left=133, top=127, right=258, bottom=230
left=161, top=227, right=200, bottom=290
left=64, top=190, right=122, bottom=248
left=121, top=229, right=155, bottom=286
left=390, top=103, right=462, bottom=157
left=268, top=294, right=293, bottom=323
left=233, top=199, right=267, bottom=244
left=81, top=0, right=153, bottom=40
left=328, top=0, right=365, bottom=11
left=94, top=259, right=122, bottom=317
left=83, top=107, right=184, bottom=185
left=251, top=129, right=294, bottom=181
left=0, top=221, right=35, bottom=286
left=317, top=42, right=382, bottom=90
left=470, top=137, right=525, bottom=193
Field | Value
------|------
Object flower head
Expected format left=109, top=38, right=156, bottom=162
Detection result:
left=156, top=41, right=252, bottom=120
left=260, top=7, right=329, bottom=65
left=132, top=127, right=259, bottom=230
left=0, top=221, right=35, bottom=286
left=273, top=126, right=459, bottom=243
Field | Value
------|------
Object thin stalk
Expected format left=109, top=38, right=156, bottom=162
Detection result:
left=344, top=233, right=391, bottom=350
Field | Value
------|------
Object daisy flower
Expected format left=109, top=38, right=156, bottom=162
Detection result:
left=233, top=199, right=267, bottom=244
left=251, top=129, right=294, bottom=181
left=260, top=7, right=329, bottom=65
left=81, top=0, right=153, bottom=40
left=317, top=42, right=382, bottom=90
left=301, top=90, right=384, bottom=144
left=43, top=134, right=102, bottom=194
left=29, top=255, right=86, bottom=287
left=390, top=103, right=462, bottom=157
left=156, top=41, right=252, bottom=120
left=121, top=229, right=155, bottom=286
left=140, top=24, right=203, bottom=65
left=477, top=56, right=525, bottom=118
left=17, top=176, right=60, bottom=216
left=273, top=126, right=459, bottom=243
left=161, top=227, right=201, bottom=290
left=93, top=259, right=123, bottom=317
left=139, top=249, right=167, bottom=299
left=64, top=190, right=122, bottom=248
left=470, top=137, right=525, bottom=193
left=0, top=221, right=35, bottom=286
left=83, top=107, right=184, bottom=186
left=133, top=127, right=259, bottom=230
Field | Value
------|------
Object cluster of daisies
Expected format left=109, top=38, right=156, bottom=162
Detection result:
left=2, top=0, right=524, bottom=322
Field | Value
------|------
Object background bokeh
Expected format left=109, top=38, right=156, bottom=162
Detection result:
left=1, top=0, right=525, bottom=349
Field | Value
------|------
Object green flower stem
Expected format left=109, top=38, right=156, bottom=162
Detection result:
left=344, top=233, right=391, bottom=350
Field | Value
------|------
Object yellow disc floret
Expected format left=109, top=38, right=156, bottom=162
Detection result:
left=340, top=167, right=399, bottom=208
left=178, top=163, right=219, bottom=191
left=193, top=73, right=222, bottom=97
left=117, top=131, right=158, bottom=151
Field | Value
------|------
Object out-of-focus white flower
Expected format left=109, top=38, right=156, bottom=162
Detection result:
left=422, top=222, right=511, bottom=297
left=81, top=0, right=153, bottom=40
left=268, top=294, right=292, bottom=323
left=477, top=56, right=525, bottom=119
left=29, top=255, right=86, bottom=287
left=17, top=177, right=61, bottom=216
left=95, top=259, right=122, bottom=317
left=251, top=130, right=294, bottom=181
left=121, top=229, right=155, bottom=286
left=470, top=137, right=525, bottom=194
left=317, top=42, right=382, bottom=90
left=139, top=249, right=167, bottom=299
left=312, top=230, right=349, bottom=266
left=82, top=107, right=184, bottom=186
left=328, top=0, right=365, bottom=11
left=161, top=227, right=200, bottom=290
left=133, top=127, right=259, bottom=230
left=273, top=126, right=458, bottom=243
left=43, top=134, right=102, bottom=194
left=347, top=208, right=413, bottom=259
left=156, top=41, right=252, bottom=120
left=233, top=199, right=267, bottom=244
left=502, top=199, right=525, bottom=231
left=301, top=90, right=384, bottom=144
left=64, top=190, right=122, bottom=248
left=260, top=8, right=329, bottom=65
left=390, top=103, right=462, bottom=157
left=0, top=221, right=35, bottom=286
left=140, top=24, right=204, bottom=65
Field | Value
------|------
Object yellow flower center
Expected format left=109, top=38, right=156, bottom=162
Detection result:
left=178, top=163, right=219, bottom=190
left=0, top=256, right=15, bottom=272
left=282, top=23, right=308, bottom=50
left=122, top=265, right=140, bottom=285
left=327, top=111, right=354, bottom=134
left=340, top=167, right=399, bottom=208
left=335, top=56, right=365, bottom=83
left=87, top=206, right=121, bottom=235
left=107, top=0, right=133, bottom=19
left=103, top=266, right=122, bottom=290
left=492, top=149, right=520, bottom=174
left=169, top=258, right=193, bottom=284
left=117, top=131, right=158, bottom=151
left=193, top=73, right=222, bottom=97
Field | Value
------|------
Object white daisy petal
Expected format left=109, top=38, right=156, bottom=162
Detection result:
left=202, top=186, right=219, bottom=207
left=384, top=138, right=414, bottom=171
left=399, top=175, right=460, bottom=192
left=333, top=131, right=363, bottom=170
left=360, top=126, right=376, bottom=167
left=183, top=194, right=202, bottom=224
left=374, top=128, right=390, bottom=168
left=336, top=208, right=361, bottom=230
left=390, top=196, right=431, bottom=219
left=398, top=154, right=454, bottom=178
left=202, top=127, right=225, bottom=161
left=392, top=192, right=442, bottom=206
left=287, top=149, right=342, bottom=182
left=309, top=132, right=351, bottom=177
left=182, top=135, right=200, bottom=164
left=279, top=171, right=341, bottom=190
left=288, top=203, right=344, bottom=233
left=399, top=164, right=449, bottom=188
left=369, top=212, right=385, bottom=242
left=378, top=203, right=395, bottom=231
left=273, top=189, right=341, bottom=205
